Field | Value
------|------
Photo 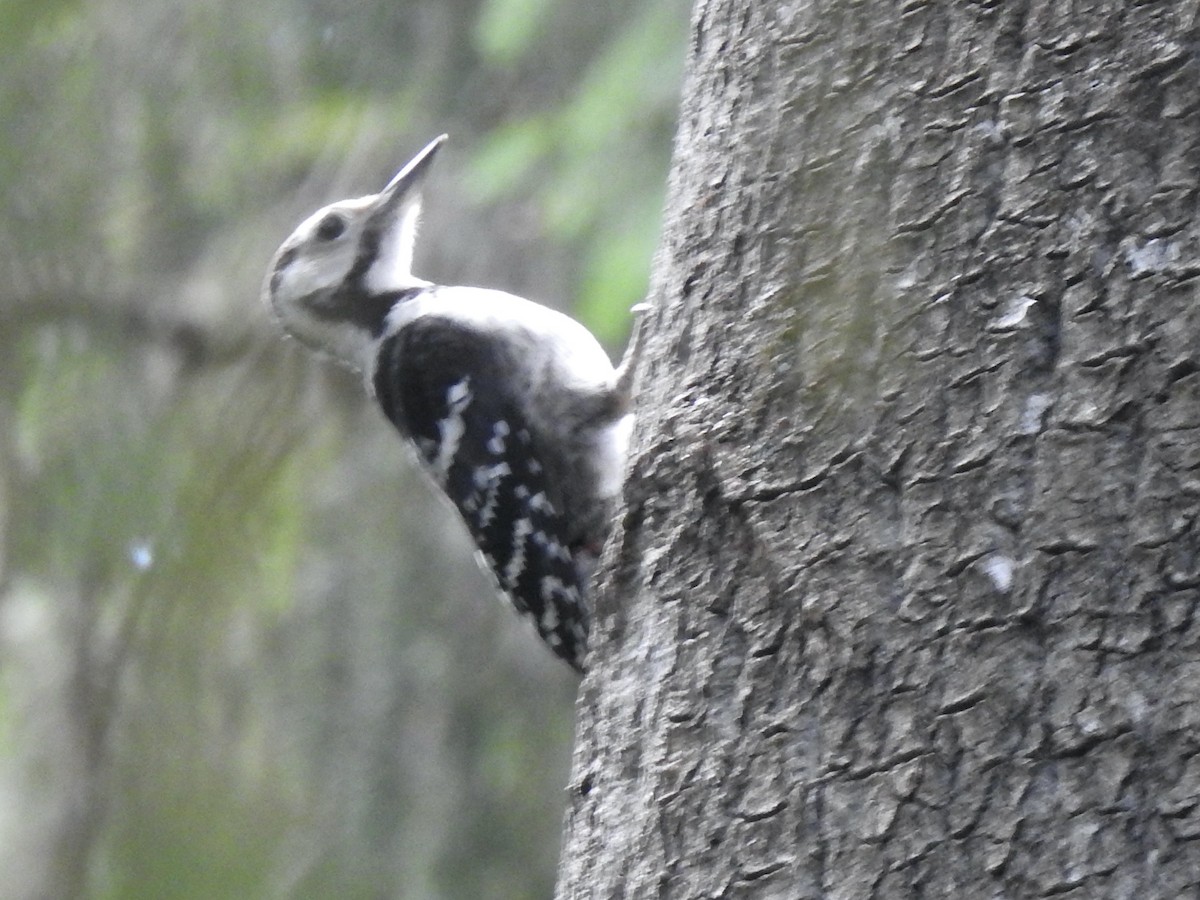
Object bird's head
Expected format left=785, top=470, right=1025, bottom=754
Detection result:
left=263, top=134, right=447, bottom=370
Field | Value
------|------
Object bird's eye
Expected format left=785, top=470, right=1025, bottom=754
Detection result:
left=314, top=213, right=346, bottom=242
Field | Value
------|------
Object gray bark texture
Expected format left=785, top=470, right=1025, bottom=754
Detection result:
left=557, top=1, right=1200, bottom=898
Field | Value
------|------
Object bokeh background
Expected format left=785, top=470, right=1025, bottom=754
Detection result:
left=0, top=1, right=687, bottom=896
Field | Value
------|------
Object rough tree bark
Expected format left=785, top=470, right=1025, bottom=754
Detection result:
left=558, top=1, right=1200, bottom=897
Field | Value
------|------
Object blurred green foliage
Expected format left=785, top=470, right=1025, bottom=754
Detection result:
left=0, top=0, right=687, bottom=896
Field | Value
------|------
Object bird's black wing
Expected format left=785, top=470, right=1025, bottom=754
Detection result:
left=373, top=315, right=588, bottom=671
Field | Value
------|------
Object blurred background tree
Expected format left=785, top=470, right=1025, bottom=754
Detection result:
left=0, top=0, right=687, bottom=896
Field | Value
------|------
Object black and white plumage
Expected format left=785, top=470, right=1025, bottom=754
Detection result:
left=263, top=135, right=642, bottom=672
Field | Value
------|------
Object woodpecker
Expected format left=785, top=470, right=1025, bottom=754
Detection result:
left=263, top=135, right=644, bottom=672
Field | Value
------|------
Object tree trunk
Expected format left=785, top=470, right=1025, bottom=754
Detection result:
left=558, top=1, right=1200, bottom=896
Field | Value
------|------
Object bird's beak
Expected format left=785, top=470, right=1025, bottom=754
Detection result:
left=356, top=134, right=447, bottom=294
left=372, top=134, right=447, bottom=217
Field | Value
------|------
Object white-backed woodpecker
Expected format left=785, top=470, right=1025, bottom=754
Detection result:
left=263, top=135, right=644, bottom=672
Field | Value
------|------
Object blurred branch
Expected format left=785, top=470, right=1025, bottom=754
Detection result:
left=0, top=288, right=262, bottom=370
